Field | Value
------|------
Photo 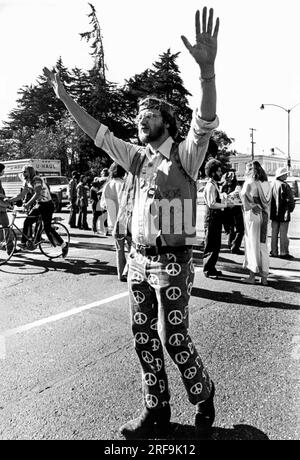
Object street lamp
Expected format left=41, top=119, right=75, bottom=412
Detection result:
left=260, top=102, right=300, bottom=172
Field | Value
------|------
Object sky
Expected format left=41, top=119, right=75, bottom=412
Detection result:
left=1, top=0, right=300, bottom=161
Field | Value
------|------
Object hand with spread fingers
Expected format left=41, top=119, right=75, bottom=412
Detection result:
left=181, top=7, right=219, bottom=75
left=43, top=67, right=66, bottom=100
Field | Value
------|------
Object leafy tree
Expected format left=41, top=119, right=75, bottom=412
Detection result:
left=198, top=131, right=237, bottom=178
left=0, top=2, right=236, bottom=179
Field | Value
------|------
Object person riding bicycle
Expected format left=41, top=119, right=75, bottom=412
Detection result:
left=0, top=162, right=15, bottom=255
left=11, top=165, right=69, bottom=258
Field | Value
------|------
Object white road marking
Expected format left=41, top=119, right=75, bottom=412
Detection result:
left=1, top=291, right=128, bottom=339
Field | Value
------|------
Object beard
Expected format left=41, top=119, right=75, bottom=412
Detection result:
left=139, top=123, right=166, bottom=144
left=212, top=172, right=221, bottom=182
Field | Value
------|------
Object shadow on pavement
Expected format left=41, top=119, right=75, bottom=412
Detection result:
left=191, top=287, right=300, bottom=311
left=71, top=241, right=116, bottom=252
left=219, top=273, right=300, bottom=294
left=122, top=423, right=269, bottom=441
left=168, top=422, right=269, bottom=440
left=0, top=255, right=119, bottom=277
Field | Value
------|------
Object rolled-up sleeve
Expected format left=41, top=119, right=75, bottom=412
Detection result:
left=94, top=124, right=140, bottom=172
left=179, top=110, right=219, bottom=180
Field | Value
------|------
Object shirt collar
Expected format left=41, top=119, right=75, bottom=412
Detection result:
left=146, top=136, right=173, bottom=160
left=209, top=178, right=220, bottom=188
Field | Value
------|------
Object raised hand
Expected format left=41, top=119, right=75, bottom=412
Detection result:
left=181, top=7, right=219, bottom=73
left=43, top=67, right=66, bottom=100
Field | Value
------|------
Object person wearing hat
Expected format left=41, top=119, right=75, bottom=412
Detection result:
left=43, top=6, right=219, bottom=438
left=270, top=166, right=295, bottom=259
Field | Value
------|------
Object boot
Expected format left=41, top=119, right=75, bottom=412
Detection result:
left=119, top=404, right=171, bottom=439
left=195, top=382, right=215, bottom=436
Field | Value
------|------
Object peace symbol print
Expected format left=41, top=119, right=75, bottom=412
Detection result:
left=166, top=286, right=182, bottom=301
left=135, top=332, right=149, bottom=345
left=166, top=263, right=182, bottom=276
left=148, top=274, right=159, bottom=286
left=153, top=358, right=163, bottom=372
left=175, top=351, right=190, bottom=365
left=142, top=350, right=154, bottom=363
left=169, top=333, right=185, bottom=347
left=134, top=312, right=148, bottom=325
left=151, top=255, right=160, bottom=263
left=150, top=318, right=158, bottom=330
left=133, top=290, right=146, bottom=304
left=144, top=373, right=157, bottom=386
left=184, top=366, right=197, bottom=380
left=131, top=271, right=143, bottom=283
left=190, top=382, right=203, bottom=395
left=187, top=341, right=194, bottom=355
left=183, top=306, right=189, bottom=320
left=135, top=253, right=146, bottom=265
left=166, top=253, right=177, bottom=262
left=146, top=394, right=158, bottom=408
left=195, top=356, right=203, bottom=369
left=168, top=310, right=183, bottom=325
left=159, top=380, right=166, bottom=393
left=151, top=338, right=160, bottom=352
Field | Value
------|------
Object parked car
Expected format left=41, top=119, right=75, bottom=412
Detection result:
left=42, top=175, right=69, bottom=212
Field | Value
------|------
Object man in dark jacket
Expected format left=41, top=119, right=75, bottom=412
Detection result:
left=270, top=167, right=295, bottom=259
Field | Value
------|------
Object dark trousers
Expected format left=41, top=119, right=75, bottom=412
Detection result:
left=228, top=206, right=244, bottom=251
left=128, top=248, right=212, bottom=409
left=22, top=201, right=63, bottom=246
left=68, top=200, right=77, bottom=227
left=77, top=205, right=88, bottom=229
left=203, top=209, right=223, bottom=275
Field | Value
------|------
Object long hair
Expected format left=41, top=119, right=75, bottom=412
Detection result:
left=246, top=161, right=268, bottom=182
left=23, top=165, right=37, bottom=183
left=109, top=162, right=125, bottom=179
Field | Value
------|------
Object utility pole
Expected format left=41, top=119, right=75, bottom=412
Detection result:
left=250, top=128, right=256, bottom=160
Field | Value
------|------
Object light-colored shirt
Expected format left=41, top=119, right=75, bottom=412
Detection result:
left=101, top=178, right=124, bottom=227
left=22, top=177, right=52, bottom=203
left=94, top=110, right=219, bottom=245
left=204, top=178, right=225, bottom=209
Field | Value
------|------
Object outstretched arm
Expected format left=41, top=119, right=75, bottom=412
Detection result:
left=181, top=7, right=218, bottom=121
left=43, top=67, right=100, bottom=140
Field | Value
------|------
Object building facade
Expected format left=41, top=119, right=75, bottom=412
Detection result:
left=229, top=153, right=300, bottom=179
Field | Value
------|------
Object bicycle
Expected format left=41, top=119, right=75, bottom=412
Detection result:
left=0, top=209, right=70, bottom=265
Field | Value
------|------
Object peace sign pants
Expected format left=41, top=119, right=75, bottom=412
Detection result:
left=128, top=248, right=213, bottom=409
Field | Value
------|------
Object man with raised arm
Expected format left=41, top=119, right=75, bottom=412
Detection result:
left=44, top=6, right=219, bottom=438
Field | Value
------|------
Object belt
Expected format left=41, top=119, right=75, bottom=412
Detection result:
left=132, top=241, right=192, bottom=257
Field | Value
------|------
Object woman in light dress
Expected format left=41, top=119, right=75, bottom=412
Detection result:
left=240, top=161, right=271, bottom=285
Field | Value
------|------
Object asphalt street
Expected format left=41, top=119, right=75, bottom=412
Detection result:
left=0, top=204, right=299, bottom=441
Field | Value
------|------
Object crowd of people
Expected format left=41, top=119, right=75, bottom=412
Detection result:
left=65, top=162, right=130, bottom=281
left=1, top=4, right=296, bottom=441
left=202, top=161, right=296, bottom=286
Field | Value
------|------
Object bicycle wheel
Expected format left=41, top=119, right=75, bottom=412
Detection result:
left=39, top=222, right=70, bottom=259
left=0, top=227, right=17, bottom=265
